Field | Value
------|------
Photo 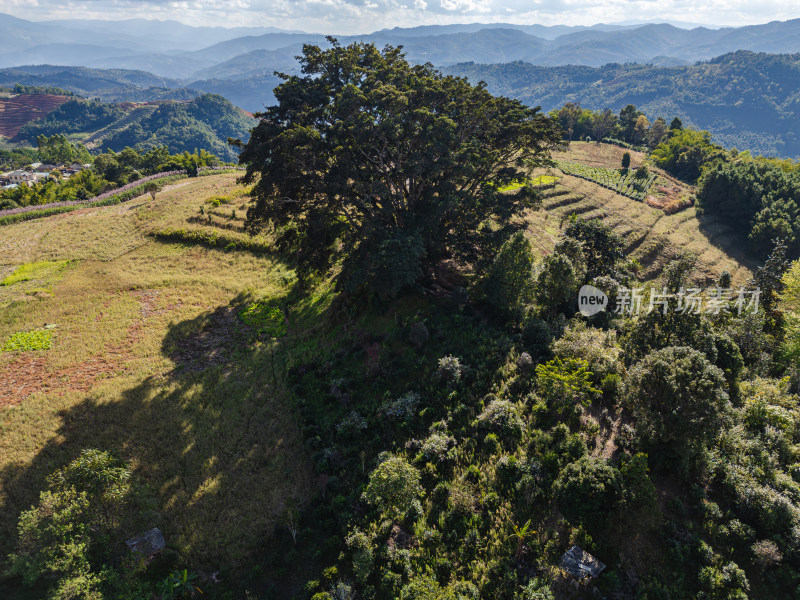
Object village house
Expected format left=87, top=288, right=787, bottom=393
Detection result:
left=7, top=170, right=34, bottom=185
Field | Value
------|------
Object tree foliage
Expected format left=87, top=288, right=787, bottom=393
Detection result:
left=484, top=232, right=534, bottom=318
left=698, top=160, right=800, bottom=256
left=363, top=455, right=423, bottom=522
left=651, top=129, right=726, bottom=183
left=562, top=216, right=624, bottom=280
left=553, top=455, right=621, bottom=525
left=8, top=450, right=132, bottom=600
left=626, top=346, right=730, bottom=457
left=239, top=39, right=563, bottom=297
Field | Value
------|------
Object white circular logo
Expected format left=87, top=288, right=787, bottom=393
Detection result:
left=577, top=285, right=608, bottom=316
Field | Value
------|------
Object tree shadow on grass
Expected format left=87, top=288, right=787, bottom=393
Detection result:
left=0, top=292, right=322, bottom=598
left=695, top=213, right=762, bottom=275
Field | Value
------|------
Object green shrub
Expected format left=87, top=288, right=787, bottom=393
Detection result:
left=515, top=578, right=555, bottom=600
left=476, top=398, right=524, bottom=440
left=418, top=431, right=456, bottom=465
left=553, top=455, right=622, bottom=526
left=346, top=529, right=374, bottom=585
left=2, top=329, right=53, bottom=352
left=239, top=302, right=288, bottom=337
left=535, top=357, right=600, bottom=412
left=534, top=253, right=578, bottom=314
left=552, top=322, right=621, bottom=382
left=697, top=561, right=749, bottom=600
left=8, top=450, right=133, bottom=599
left=484, top=231, right=534, bottom=319
left=436, top=355, right=464, bottom=386
left=363, top=456, right=422, bottom=522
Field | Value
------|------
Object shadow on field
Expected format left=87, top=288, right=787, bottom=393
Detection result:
left=0, top=288, right=325, bottom=597
left=696, top=214, right=761, bottom=274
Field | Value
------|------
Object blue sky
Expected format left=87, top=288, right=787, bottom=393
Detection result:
left=2, top=0, right=799, bottom=34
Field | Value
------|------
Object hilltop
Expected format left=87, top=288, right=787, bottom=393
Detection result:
left=3, top=93, right=255, bottom=161
left=0, top=142, right=755, bottom=590
left=1, top=35, right=798, bottom=600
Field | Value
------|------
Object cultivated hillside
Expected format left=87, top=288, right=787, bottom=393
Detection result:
left=524, top=142, right=754, bottom=284
left=0, top=93, right=70, bottom=138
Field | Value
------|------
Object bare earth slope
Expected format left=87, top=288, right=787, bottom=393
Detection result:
left=0, top=93, right=70, bottom=138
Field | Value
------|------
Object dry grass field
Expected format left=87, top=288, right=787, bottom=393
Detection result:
left=0, top=174, right=326, bottom=577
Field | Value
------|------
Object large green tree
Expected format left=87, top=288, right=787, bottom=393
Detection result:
left=626, top=346, right=730, bottom=459
left=239, top=39, right=563, bottom=298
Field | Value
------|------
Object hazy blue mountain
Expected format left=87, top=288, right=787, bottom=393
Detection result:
left=544, top=20, right=800, bottom=66
left=35, top=18, right=308, bottom=53
left=0, top=43, right=142, bottom=69
left=349, top=28, right=547, bottom=65
left=183, top=34, right=328, bottom=64
left=369, top=22, right=635, bottom=40
left=178, top=19, right=800, bottom=79
left=189, top=47, right=304, bottom=81
left=189, top=73, right=284, bottom=112
left=447, top=51, right=800, bottom=158
left=3, top=15, right=800, bottom=80
left=84, top=54, right=217, bottom=80
left=0, top=13, right=128, bottom=53
left=0, top=65, right=188, bottom=100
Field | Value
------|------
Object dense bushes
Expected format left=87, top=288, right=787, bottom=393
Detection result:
left=626, top=346, right=730, bottom=459
left=651, top=129, right=727, bottom=183
left=697, top=159, right=800, bottom=256
left=8, top=450, right=134, bottom=599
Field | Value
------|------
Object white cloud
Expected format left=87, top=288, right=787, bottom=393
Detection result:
left=2, top=0, right=799, bottom=33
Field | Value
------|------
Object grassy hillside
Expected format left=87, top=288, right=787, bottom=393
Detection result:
left=0, top=174, right=325, bottom=597
left=0, top=145, right=755, bottom=587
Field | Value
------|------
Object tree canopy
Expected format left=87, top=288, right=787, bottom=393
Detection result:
left=239, top=38, right=563, bottom=298
left=626, top=346, right=730, bottom=459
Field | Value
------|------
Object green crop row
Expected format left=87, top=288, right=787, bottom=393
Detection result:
left=555, top=160, right=656, bottom=201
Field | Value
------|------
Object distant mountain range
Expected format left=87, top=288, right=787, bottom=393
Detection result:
left=1, top=91, right=254, bottom=161
left=449, top=51, right=800, bottom=158
left=2, top=17, right=800, bottom=158
left=2, top=15, right=800, bottom=80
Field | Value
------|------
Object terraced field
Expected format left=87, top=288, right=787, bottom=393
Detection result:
left=522, top=172, right=755, bottom=286
left=0, top=94, right=70, bottom=138
left=79, top=104, right=160, bottom=149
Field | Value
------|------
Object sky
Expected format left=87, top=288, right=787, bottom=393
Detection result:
left=1, top=0, right=799, bottom=35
